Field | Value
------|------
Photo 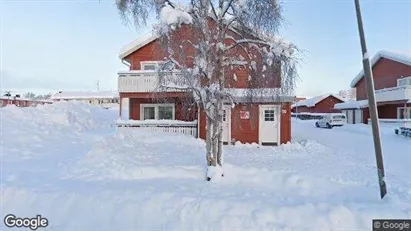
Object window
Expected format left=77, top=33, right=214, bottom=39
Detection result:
left=141, top=61, right=161, bottom=71
left=142, top=64, right=157, bottom=70
left=141, top=61, right=175, bottom=71
left=141, top=104, right=175, bottom=120
left=398, top=107, right=411, bottom=119
left=158, top=105, right=173, bottom=120
left=143, top=106, right=155, bottom=120
left=222, top=110, right=226, bottom=122
left=397, top=76, right=411, bottom=87
left=264, top=109, right=275, bottom=121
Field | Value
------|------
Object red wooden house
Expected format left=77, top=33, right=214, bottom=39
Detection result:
left=117, top=27, right=296, bottom=145
left=0, top=94, right=53, bottom=108
left=291, top=94, right=345, bottom=113
left=334, top=50, right=411, bottom=124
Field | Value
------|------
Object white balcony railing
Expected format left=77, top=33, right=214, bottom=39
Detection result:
left=116, top=119, right=198, bottom=137
left=374, top=85, right=411, bottom=102
left=118, top=70, right=189, bottom=93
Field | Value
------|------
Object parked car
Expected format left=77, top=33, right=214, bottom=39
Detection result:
left=315, top=113, right=346, bottom=128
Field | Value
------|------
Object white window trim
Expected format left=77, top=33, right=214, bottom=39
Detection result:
left=140, top=103, right=175, bottom=120
left=397, top=76, right=411, bottom=87
left=140, top=61, right=163, bottom=71
left=397, top=107, right=411, bottom=119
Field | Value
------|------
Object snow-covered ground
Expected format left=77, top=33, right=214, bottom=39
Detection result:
left=1, top=102, right=410, bottom=230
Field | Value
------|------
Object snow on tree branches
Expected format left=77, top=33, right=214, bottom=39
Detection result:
left=116, top=0, right=299, bottom=181
left=160, top=4, right=193, bottom=26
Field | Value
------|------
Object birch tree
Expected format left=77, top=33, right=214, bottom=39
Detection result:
left=116, top=0, right=299, bottom=181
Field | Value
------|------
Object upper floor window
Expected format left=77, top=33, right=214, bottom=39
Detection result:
left=141, top=61, right=160, bottom=71
left=142, top=63, right=157, bottom=70
left=141, top=61, right=175, bottom=71
left=397, top=76, right=411, bottom=87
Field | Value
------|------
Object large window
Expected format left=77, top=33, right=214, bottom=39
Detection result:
left=397, top=107, right=411, bottom=119
left=141, top=104, right=175, bottom=120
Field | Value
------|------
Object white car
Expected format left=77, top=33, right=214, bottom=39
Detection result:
left=315, top=113, right=346, bottom=129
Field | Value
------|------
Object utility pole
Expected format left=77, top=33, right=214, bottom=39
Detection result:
left=96, top=81, right=100, bottom=91
left=354, top=0, right=387, bottom=199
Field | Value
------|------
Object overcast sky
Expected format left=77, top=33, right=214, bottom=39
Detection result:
left=1, top=0, right=410, bottom=97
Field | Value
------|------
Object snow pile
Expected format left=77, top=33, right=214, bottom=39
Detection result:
left=160, top=4, right=193, bottom=26
left=0, top=101, right=117, bottom=161
left=1, top=101, right=116, bottom=131
left=65, top=129, right=205, bottom=181
left=1, top=103, right=411, bottom=230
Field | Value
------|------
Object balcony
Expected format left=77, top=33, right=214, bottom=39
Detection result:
left=374, top=85, right=411, bottom=102
left=118, top=70, right=189, bottom=93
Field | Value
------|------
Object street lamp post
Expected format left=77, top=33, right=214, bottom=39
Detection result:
left=354, top=0, right=387, bottom=199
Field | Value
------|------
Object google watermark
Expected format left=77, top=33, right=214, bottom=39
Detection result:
left=373, top=219, right=411, bottom=231
left=4, top=214, right=48, bottom=230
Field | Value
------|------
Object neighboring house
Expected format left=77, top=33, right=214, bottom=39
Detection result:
left=334, top=50, right=411, bottom=124
left=117, top=31, right=295, bottom=145
left=291, top=94, right=345, bottom=113
left=0, top=94, right=53, bottom=107
left=50, top=91, right=120, bottom=109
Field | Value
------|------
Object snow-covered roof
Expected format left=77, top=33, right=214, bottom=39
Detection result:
left=119, top=33, right=159, bottom=60
left=0, top=96, right=31, bottom=101
left=50, top=91, right=119, bottom=100
left=0, top=96, right=53, bottom=103
left=350, top=50, right=411, bottom=88
left=119, top=16, right=295, bottom=61
left=334, top=100, right=369, bottom=110
left=291, top=94, right=346, bottom=108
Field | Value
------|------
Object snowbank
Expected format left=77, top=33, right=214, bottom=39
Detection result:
left=1, top=102, right=411, bottom=230
left=0, top=101, right=117, bottom=161
left=65, top=129, right=205, bottom=181
left=1, top=101, right=116, bottom=130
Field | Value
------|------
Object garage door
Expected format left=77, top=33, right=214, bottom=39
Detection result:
left=354, top=109, right=363, bottom=124
left=347, top=110, right=354, bottom=124
left=259, top=105, right=280, bottom=145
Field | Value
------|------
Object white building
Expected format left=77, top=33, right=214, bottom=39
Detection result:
left=50, top=91, right=119, bottom=109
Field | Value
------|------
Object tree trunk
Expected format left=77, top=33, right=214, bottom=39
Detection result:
left=216, top=101, right=224, bottom=177
left=205, top=116, right=215, bottom=167
left=216, top=100, right=223, bottom=167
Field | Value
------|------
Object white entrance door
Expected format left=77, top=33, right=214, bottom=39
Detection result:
left=121, top=98, right=129, bottom=120
left=354, top=109, right=363, bottom=124
left=222, top=105, right=231, bottom=143
left=259, top=105, right=280, bottom=145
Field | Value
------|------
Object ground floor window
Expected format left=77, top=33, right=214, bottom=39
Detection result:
left=397, top=107, right=411, bottom=119
left=141, top=104, right=175, bottom=120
